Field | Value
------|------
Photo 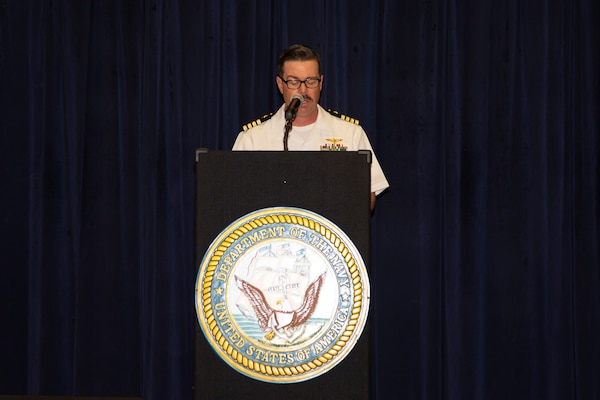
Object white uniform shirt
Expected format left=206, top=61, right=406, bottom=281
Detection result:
left=233, top=104, right=390, bottom=195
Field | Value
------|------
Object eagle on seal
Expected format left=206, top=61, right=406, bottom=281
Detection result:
left=235, top=272, right=326, bottom=341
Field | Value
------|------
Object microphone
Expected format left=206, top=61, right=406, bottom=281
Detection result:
left=284, top=94, right=304, bottom=121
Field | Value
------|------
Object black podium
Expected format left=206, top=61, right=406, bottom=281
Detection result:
left=194, top=150, right=372, bottom=399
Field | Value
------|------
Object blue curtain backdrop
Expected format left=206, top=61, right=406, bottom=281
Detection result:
left=1, top=1, right=598, bottom=399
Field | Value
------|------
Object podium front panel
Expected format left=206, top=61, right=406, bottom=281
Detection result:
left=194, top=150, right=372, bottom=400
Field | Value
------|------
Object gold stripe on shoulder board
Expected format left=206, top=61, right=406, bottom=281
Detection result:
left=242, top=113, right=274, bottom=131
left=327, top=109, right=360, bottom=125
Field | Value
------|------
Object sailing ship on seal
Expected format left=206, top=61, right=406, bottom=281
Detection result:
left=234, top=242, right=327, bottom=344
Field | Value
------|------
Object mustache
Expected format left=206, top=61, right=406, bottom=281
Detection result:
left=297, top=95, right=312, bottom=103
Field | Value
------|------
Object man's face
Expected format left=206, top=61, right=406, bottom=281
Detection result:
left=276, top=60, right=323, bottom=124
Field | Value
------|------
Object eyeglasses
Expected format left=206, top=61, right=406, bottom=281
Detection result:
left=279, top=77, right=321, bottom=89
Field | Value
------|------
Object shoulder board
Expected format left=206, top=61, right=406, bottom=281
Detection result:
left=242, top=113, right=274, bottom=131
left=327, top=109, right=360, bottom=125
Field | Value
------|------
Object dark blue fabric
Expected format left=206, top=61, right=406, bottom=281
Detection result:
left=0, top=1, right=598, bottom=399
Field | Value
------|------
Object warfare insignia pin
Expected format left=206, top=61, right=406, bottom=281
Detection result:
left=321, top=138, right=348, bottom=151
left=195, top=207, right=370, bottom=383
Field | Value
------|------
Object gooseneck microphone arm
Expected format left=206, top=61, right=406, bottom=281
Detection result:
left=283, top=119, right=292, bottom=151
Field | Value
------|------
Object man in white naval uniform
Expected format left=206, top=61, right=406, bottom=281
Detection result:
left=233, top=44, right=389, bottom=211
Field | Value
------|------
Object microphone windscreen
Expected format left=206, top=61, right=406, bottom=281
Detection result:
left=290, top=93, right=304, bottom=104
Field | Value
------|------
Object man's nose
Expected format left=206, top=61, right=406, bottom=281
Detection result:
left=298, top=82, right=309, bottom=94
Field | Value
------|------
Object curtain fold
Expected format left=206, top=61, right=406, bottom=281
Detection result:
left=0, top=1, right=597, bottom=399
